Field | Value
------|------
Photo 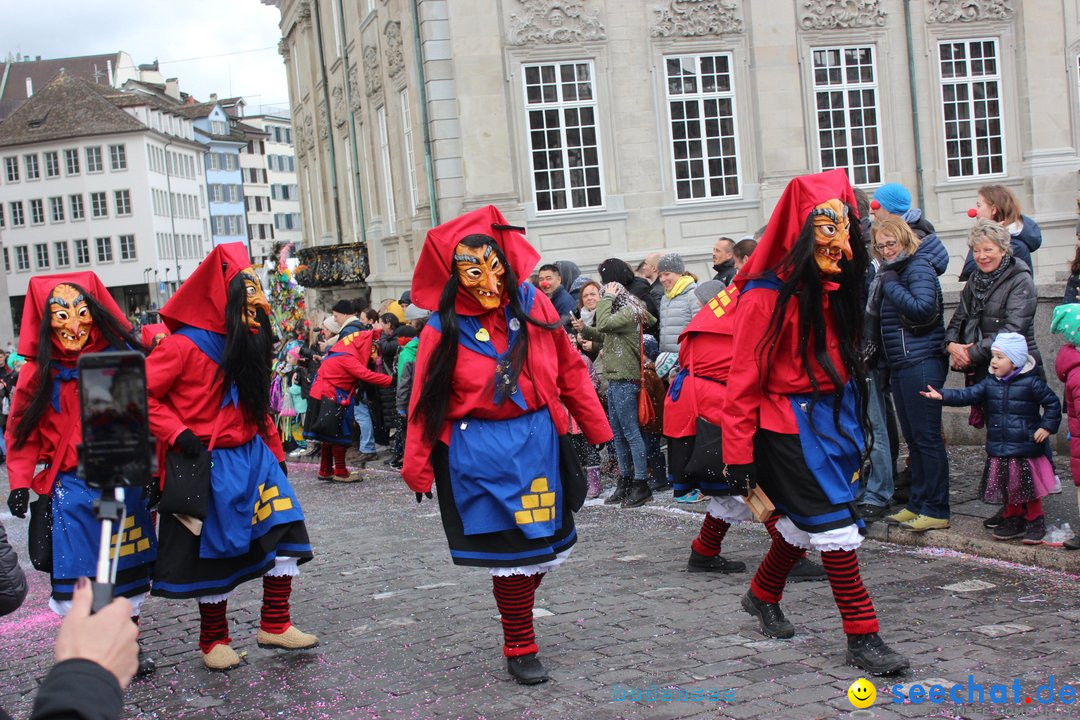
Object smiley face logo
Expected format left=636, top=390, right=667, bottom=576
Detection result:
left=847, top=678, right=876, bottom=708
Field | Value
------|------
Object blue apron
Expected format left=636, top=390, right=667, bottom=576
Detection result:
left=449, top=409, right=562, bottom=540
left=789, top=381, right=864, bottom=505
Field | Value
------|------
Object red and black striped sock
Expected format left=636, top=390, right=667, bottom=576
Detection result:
left=260, top=575, right=293, bottom=635
left=763, top=514, right=780, bottom=542
left=749, top=532, right=806, bottom=603
left=532, top=572, right=545, bottom=590
left=319, top=444, right=334, bottom=476
left=332, top=445, right=349, bottom=476
left=821, top=549, right=879, bottom=635
left=690, top=513, right=731, bottom=557
left=198, top=600, right=231, bottom=654
left=492, top=574, right=538, bottom=658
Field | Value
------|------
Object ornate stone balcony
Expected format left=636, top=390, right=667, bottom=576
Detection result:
left=294, top=242, right=369, bottom=288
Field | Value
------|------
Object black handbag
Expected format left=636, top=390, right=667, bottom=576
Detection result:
left=311, top=397, right=350, bottom=438
left=159, top=448, right=212, bottom=519
left=27, top=495, right=53, bottom=573
left=559, top=434, right=587, bottom=512
left=899, top=293, right=942, bottom=337
left=682, top=417, right=725, bottom=486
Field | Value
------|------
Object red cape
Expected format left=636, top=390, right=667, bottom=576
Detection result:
left=411, top=205, right=540, bottom=315
left=160, top=242, right=252, bottom=333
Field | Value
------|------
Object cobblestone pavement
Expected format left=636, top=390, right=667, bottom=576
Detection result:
left=2, top=455, right=1079, bottom=720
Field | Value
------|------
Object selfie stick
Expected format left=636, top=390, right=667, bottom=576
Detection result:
left=91, top=486, right=127, bottom=613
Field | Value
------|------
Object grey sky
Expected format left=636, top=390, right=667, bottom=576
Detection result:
left=1, top=0, right=291, bottom=115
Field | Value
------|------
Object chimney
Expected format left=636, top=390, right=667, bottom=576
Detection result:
left=165, top=77, right=180, bottom=100
left=35, top=55, right=41, bottom=61
left=25, top=77, right=32, bottom=98
left=209, top=93, right=218, bottom=102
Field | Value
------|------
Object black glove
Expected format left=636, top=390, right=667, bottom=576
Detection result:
left=7, top=488, right=29, bottom=518
left=279, top=461, right=288, bottom=477
left=415, top=491, right=433, bottom=504
left=723, top=463, right=756, bottom=496
left=143, top=479, right=161, bottom=510
left=174, top=429, right=206, bottom=458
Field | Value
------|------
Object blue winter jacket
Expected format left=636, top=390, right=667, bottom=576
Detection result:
left=878, top=234, right=948, bottom=369
left=959, top=215, right=1042, bottom=281
left=940, top=363, right=1061, bottom=458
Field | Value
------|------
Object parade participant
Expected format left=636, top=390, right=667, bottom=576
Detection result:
left=306, top=327, right=392, bottom=482
left=666, top=281, right=826, bottom=580
left=404, top=206, right=611, bottom=685
left=146, top=243, right=316, bottom=671
left=4, top=272, right=157, bottom=675
left=722, top=169, right=909, bottom=675
left=139, top=323, right=170, bottom=350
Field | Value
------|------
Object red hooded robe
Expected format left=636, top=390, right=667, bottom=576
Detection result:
left=145, top=243, right=285, bottom=459
left=6, top=272, right=130, bottom=494
left=309, top=329, right=392, bottom=401
left=722, top=169, right=857, bottom=465
left=402, top=206, right=612, bottom=494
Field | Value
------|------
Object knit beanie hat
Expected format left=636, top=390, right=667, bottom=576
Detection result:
left=331, top=299, right=354, bottom=315
left=321, top=316, right=342, bottom=334
left=694, top=279, right=725, bottom=304
left=872, top=183, right=912, bottom=215
left=404, top=303, right=430, bottom=321
left=1051, top=303, right=1080, bottom=347
left=991, top=331, right=1028, bottom=367
left=657, top=252, right=685, bottom=274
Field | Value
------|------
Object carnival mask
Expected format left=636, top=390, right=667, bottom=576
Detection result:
left=454, top=242, right=505, bottom=310
left=239, top=267, right=271, bottom=332
left=811, top=199, right=852, bottom=276
left=48, top=284, right=93, bottom=352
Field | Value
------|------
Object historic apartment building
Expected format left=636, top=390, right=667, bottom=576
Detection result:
left=265, top=0, right=1080, bottom=304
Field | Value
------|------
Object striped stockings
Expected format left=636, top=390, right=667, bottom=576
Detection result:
left=691, top=513, right=731, bottom=557
left=198, top=600, right=231, bottom=654
left=492, top=574, right=541, bottom=657
left=261, top=575, right=293, bottom=635
left=820, top=549, right=879, bottom=635
left=749, top=529, right=806, bottom=603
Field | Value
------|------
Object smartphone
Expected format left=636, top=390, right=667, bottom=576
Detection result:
left=78, top=351, right=152, bottom=488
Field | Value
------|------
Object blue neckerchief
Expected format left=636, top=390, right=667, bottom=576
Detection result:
left=427, top=283, right=536, bottom=410
left=742, top=272, right=782, bottom=293
left=175, top=326, right=238, bottom=408
left=51, top=366, right=79, bottom=412
left=668, top=366, right=689, bottom=402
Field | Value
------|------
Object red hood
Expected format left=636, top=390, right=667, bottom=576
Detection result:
left=735, top=169, right=856, bottom=290
left=139, top=323, right=171, bottom=346
left=19, top=272, right=128, bottom=360
left=1057, top=343, right=1080, bottom=383
left=411, top=205, right=540, bottom=316
left=329, top=328, right=377, bottom=363
left=160, top=242, right=252, bottom=333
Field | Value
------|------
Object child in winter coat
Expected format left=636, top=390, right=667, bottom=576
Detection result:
left=1051, top=303, right=1080, bottom=550
left=922, top=332, right=1061, bottom=544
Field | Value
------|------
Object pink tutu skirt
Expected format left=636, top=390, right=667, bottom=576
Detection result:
left=980, top=455, right=1057, bottom=505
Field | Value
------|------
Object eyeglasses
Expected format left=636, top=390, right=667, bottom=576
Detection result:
left=874, top=240, right=899, bottom=252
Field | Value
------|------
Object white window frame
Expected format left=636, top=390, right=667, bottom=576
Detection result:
left=10, top=201, right=24, bottom=227
left=14, top=246, right=29, bottom=272
left=522, top=60, right=605, bottom=214
left=811, top=45, right=883, bottom=187
left=64, top=148, right=80, bottom=176
left=95, top=236, right=113, bottom=263
left=119, top=234, right=136, bottom=261
left=74, top=238, right=90, bottom=266
left=664, top=53, right=742, bottom=203
left=400, top=88, right=418, bottom=215
left=49, top=196, right=64, bottom=223
left=34, top=243, right=49, bottom=270
left=90, top=191, right=108, bottom=218
left=4, top=156, right=18, bottom=183
left=44, top=151, right=59, bottom=178
left=109, top=144, right=127, bottom=170
left=114, top=189, right=132, bottom=216
left=29, top=199, right=44, bottom=225
left=70, top=194, right=85, bottom=221
left=377, top=105, right=396, bottom=230
left=54, top=240, right=70, bottom=268
left=85, top=146, right=104, bottom=173
left=24, top=153, right=39, bottom=180
left=938, top=37, right=1005, bottom=180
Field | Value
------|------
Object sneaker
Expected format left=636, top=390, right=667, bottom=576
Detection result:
left=857, top=503, right=889, bottom=522
left=740, top=590, right=794, bottom=639
left=983, top=507, right=1006, bottom=529
left=687, top=550, right=746, bottom=574
left=787, top=557, right=827, bottom=582
left=846, top=632, right=910, bottom=676
left=387, top=457, right=403, bottom=470
left=993, top=516, right=1026, bottom=541
left=884, top=508, right=917, bottom=526
left=675, top=489, right=704, bottom=504
left=899, top=515, right=950, bottom=533
left=1022, top=516, right=1045, bottom=545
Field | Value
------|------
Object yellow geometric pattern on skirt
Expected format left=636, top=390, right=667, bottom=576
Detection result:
left=252, top=482, right=295, bottom=524
left=109, top=515, right=152, bottom=558
left=515, top=477, right=557, bottom=525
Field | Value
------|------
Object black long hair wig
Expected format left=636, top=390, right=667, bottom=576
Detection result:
left=413, top=233, right=558, bottom=445
left=221, top=273, right=276, bottom=427
left=755, top=206, right=871, bottom=459
left=13, top=284, right=147, bottom=447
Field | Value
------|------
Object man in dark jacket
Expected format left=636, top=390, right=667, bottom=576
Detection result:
left=537, top=264, right=576, bottom=321
left=712, top=237, right=737, bottom=285
left=642, top=252, right=665, bottom=311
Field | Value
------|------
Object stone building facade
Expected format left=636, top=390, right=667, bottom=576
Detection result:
left=264, top=0, right=1080, bottom=305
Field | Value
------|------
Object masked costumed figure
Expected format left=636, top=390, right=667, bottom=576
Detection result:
left=4, top=273, right=157, bottom=673
left=306, top=328, right=392, bottom=481
left=139, top=323, right=171, bottom=350
left=404, top=206, right=612, bottom=685
left=146, top=243, right=316, bottom=671
left=665, top=283, right=826, bottom=580
left=722, top=170, right=909, bottom=675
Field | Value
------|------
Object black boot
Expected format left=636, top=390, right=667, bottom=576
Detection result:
left=687, top=550, right=745, bottom=574
left=741, top=590, right=794, bottom=638
left=621, top=479, right=653, bottom=508
left=786, top=557, right=827, bottom=582
left=846, top=633, right=910, bottom=676
left=604, top=477, right=631, bottom=505
left=506, top=653, right=549, bottom=685
left=135, top=647, right=156, bottom=678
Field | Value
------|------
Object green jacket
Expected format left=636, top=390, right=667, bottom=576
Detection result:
left=581, top=296, right=655, bottom=381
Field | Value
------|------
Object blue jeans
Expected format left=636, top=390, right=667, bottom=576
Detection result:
left=353, top=401, right=375, bottom=453
left=890, top=357, right=950, bottom=519
left=860, top=371, right=895, bottom=507
left=607, top=381, right=647, bottom=480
